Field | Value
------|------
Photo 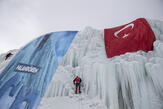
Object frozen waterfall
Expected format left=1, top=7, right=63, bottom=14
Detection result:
left=43, top=19, right=163, bottom=109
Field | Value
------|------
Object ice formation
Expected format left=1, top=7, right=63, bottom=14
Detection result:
left=41, top=19, right=163, bottom=109
left=0, top=19, right=163, bottom=109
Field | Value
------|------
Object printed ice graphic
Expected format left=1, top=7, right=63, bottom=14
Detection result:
left=0, top=31, right=78, bottom=109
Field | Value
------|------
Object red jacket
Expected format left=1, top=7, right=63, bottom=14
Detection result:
left=73, top=76, right=81, bottom=84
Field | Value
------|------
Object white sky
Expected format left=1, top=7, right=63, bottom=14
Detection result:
left=0, top=0, right=163, bottom=53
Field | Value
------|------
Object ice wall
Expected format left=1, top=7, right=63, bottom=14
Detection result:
left=43, top=20, right=163, bottom=109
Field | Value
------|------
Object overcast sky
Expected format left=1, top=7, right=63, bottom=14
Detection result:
left=0, top=0, right=163, bottom=53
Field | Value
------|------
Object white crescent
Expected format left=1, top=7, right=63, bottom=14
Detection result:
left=114, top=23, right=134, bottom=38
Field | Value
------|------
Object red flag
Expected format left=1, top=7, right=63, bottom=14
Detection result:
left=104, top=18, right=156, bottom=58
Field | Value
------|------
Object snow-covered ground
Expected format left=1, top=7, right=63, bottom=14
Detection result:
left=39, top=94, right=107, bottom=109
left=0, top=19, right=163, bottom=109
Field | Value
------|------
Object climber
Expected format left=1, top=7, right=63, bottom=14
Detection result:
left=73, top=76, right=82, bottom=94
left=5, top=52, right=13, bottom=60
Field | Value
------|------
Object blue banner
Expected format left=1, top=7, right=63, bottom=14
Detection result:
left=0, top=31, right=78, bottom=109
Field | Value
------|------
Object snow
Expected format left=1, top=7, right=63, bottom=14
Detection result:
left=39, top=94, right=107, bottom=109
left=0, top=19, right=163, bottom=109
left=0, top=49, right=18, bottom=75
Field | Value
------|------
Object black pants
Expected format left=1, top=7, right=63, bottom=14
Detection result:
left=75, top=83, right=81, bottom=94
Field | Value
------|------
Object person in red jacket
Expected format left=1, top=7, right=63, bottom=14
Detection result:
left=5, top=52, right=13, bottom=60
left=73, top=76, right=82, bottom=94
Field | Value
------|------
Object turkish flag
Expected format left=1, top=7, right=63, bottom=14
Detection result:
left=104, top=18, right=156, bottom=58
